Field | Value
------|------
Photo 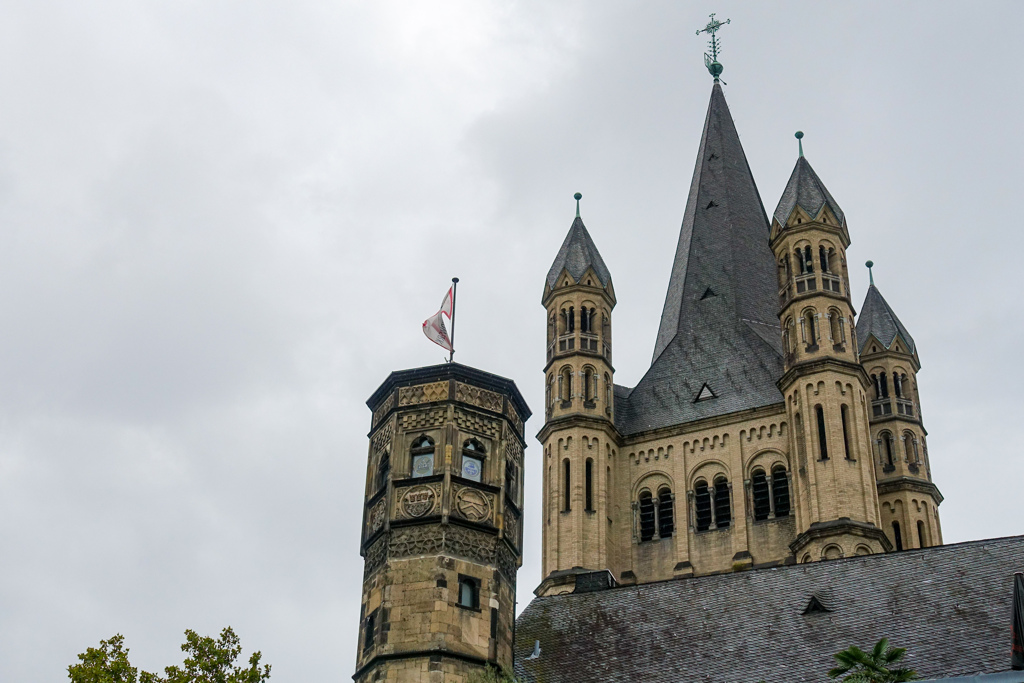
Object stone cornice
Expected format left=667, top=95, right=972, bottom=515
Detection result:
left=876, top=477, right=944, bottom=504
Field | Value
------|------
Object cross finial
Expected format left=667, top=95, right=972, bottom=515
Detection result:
left=574, top=192, right=582, bottom=218
left=696, top=13, right=731, bottom=81
left=865, top=260, right=875, bottom=286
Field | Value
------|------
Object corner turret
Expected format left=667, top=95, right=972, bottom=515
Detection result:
left=856, top=265, right=942, bottom=551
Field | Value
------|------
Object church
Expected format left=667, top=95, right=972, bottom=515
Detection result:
left=353, top=33, right=1024, bottom=683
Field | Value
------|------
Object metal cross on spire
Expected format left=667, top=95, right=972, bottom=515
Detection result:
left=696, top=13, right=730, bottom=81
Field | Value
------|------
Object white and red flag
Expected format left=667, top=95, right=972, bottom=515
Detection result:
left=422, top=286, right=455, bottom=352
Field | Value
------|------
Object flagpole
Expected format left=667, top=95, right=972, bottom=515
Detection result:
left=448, top=277, right=459, bottom=363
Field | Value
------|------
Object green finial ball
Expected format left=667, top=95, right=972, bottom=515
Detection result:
left=865, top=260, right=873, bottom=268
left=708, top=61, right=723, bottom=79
left=574, top=192, right=582, bottom=201
left=795, top=131, right=804, bottom=139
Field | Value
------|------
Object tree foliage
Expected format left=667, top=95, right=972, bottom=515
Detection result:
left=828, top=638, right=918, bottom=683
left=68, top=628, right=269, bottom=683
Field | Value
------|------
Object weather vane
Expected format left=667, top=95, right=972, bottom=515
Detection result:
left=696, top=13, right=730, bottom=81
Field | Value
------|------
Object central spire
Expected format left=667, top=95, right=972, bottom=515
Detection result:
left=651, top=82, right=776, bottom=362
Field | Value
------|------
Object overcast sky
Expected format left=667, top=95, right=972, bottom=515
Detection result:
left=1, top=1, right=1022, bottom=681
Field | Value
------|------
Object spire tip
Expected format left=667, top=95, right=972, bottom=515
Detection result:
left=795, top=131, right=804, bottom=158
left=574, top=192, right=582, bottom=217
left=865, top=260, right=874, bottom=286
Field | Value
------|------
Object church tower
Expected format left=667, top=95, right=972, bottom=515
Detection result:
left=357, top=363, right=530, bottom=683
left=537, top=194, right=617, bottom=593
left=770, top=145, right=891, bottom=562
left=856, top=267, right=943, bottom=551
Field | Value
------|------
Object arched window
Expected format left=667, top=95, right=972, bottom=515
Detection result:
left=546, top=374, right=553, bottom=408
left=585, top=459, right=594, bottom=512
left=638, top=490, right=655, bottom=541
left=562, top=459, right=571, bottom=512
left=893, top=372, right=902, bottom=398
left=882, top=432, right=894, bottom=469
left=880, top=373, right=889, bottom=398
left=804, top=245, right=814, bottom=273
left=778, top=257, right=790, bottom=289
left=461, top=439, right=485, bottom=482
left=751, top=469, right=770, bottom=521
left=567, top=306, right=575, bottom=333
left=871, top=374, right=881, bottom=399
left=771, top=466, right=790, bottom=517
left=841, top=404, right=852, bottom=460
left=782, top=318, right=792, bottom=354
left=694, top=480, right=712, bottom=531
left=892, top=521, right=903, bottom=551
left=376, top=450, right=390, bottom=491
left=829, top=310, right=842, bottom=345
left=815, top=405, right=829, bottom=460
left=657, top=487, right=674, bottom=537
left=582, top=367, right=594, bottom=402
left=559, top=308, right=567, bottom=335
left=559, top=367, right=572, bottom=403
left=713, top=476, right=731, bottom=528
left=827, top=248, right=840, bottom=274
left=819, top=245, right=829, bottom=272
left=604, top=373, right=612, bottom=408
left=905, top=431, right=919, bottom=464
left=411, top=436, right=435, bottom=478
left=505, top=458, right=518, bottom=504
left=795, top=248, right=806, bottom=274
left=917, top=520, right=927, bottom=548
left=803, top=310, right=817, bottom=345
left=579, top=306, right=588, bottom=333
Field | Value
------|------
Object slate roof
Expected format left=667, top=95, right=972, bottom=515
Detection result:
left=856, top=284, right=917, bottom=355
left=545, top=216, right=612, bottom=289
left=613, top=83, right=783, bottom=436
left=514, top=535, right=1024, bottom=683
left=773, top=155, right=846, bottom=227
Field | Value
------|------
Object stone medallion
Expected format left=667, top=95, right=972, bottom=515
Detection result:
left=454, top=487, right=491, bottom=523
left=401, top=485, right=436, bottom=518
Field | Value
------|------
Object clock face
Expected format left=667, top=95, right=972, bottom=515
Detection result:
left=461, top=457, right=482, bottom=482
left=412, top=454, right=434, bottom=478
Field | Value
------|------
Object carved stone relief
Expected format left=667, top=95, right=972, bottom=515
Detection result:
left=505, top=438, right=523, bottom=466
left=399, top=408, right=446, bottom=432
left=455, top=382, right=504, bottom=413
left=453, top=486, right=492, bottom=523
left=389, top=525, right=444, bottom=558
left=454, top=409, right=501, bottom=440
left=372, top=393, right=395, bottom=428
left=368, top=498, right=387, bottom=534
left=398, top=485, right=438, bottom=519
left=504, top=402, right=524, bottom=436
left=398, top=381, right=449, bottom=407
left=504, top=509, right=521, bottom=549
left=495, top=542, right=518, bottom=581
left=370, top=420, right=393, bottom=457
left=363, top=535, right=387, bottom=578
left=445, top=524, right=495, bottom=566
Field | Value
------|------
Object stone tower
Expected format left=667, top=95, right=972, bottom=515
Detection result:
left=537, top=197, right=617, bottom=593
left=856, top=273, right=943, bottom=551
left=769, top=153, right=891, bottom=562
left=357, top=363, right=530, bottom=683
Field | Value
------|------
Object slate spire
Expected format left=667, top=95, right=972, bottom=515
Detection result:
left=614, top=83, right=782, bottom=435
left=856, top=282, right=917, bottom=356
left=545, top=202, right=612, bottom=290
left=773, top=155, right=846, bottom=228
left=652, top=82, right=777, bottom=361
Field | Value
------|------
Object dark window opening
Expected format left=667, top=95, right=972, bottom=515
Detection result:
left=772, top=466, right=790, bottom=518
left=580, top=306, right=589, bottom=333
left=893, top=372, right=903, bottom=398
left=376, top=452, right=390, bottom=491
left=638, top=491, right=655, bottom=541
left=457, top=576, right=480, bottom=609
left=364, top=611, right=377, bottom=652
left=815, top=405, right=829, bottom=460
left=584, top=459, right=594, bottom=512
left=841, top=404, right=852, bottom=460
left=883, top=433, right=894, bottom=468
left=568, top=306, right=575, bottom=333
left=819, top=245, right=828, bottom=272
left=880, top=373, right=889, bottom=398
left=892, top=521, right=903, bottom=551
left=804, top=245, right=814, bottom=273
left=795, top=249, right=806, bottom=274
left=917, top=520, right=927, bottom=548
left=713, top=476, right=731, bottom=528
left=694, top=481, right=712, bottom=531
left=657, top=486, right=674, bottom=538
left=751, top=469, right=770, bottom=521
left=562, top=459, right=571, bottom=512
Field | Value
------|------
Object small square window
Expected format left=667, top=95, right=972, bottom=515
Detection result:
left=457, top=576, right=480, bottom=610
left=412, top=453, right=434, bottom=478
left=461, top=456, right=482, bottom=482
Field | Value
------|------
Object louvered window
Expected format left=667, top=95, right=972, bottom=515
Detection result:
left=772, top=466, right=790, bottom=518
left=713, top=476, right=731, bottom=528
left=751, top=469, right=770, bottom=521
left=694, top=481, right=712, bottom=531
left=638, top=491, right=655, bottom=541
left=657, top=487, right=674, bottom=538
